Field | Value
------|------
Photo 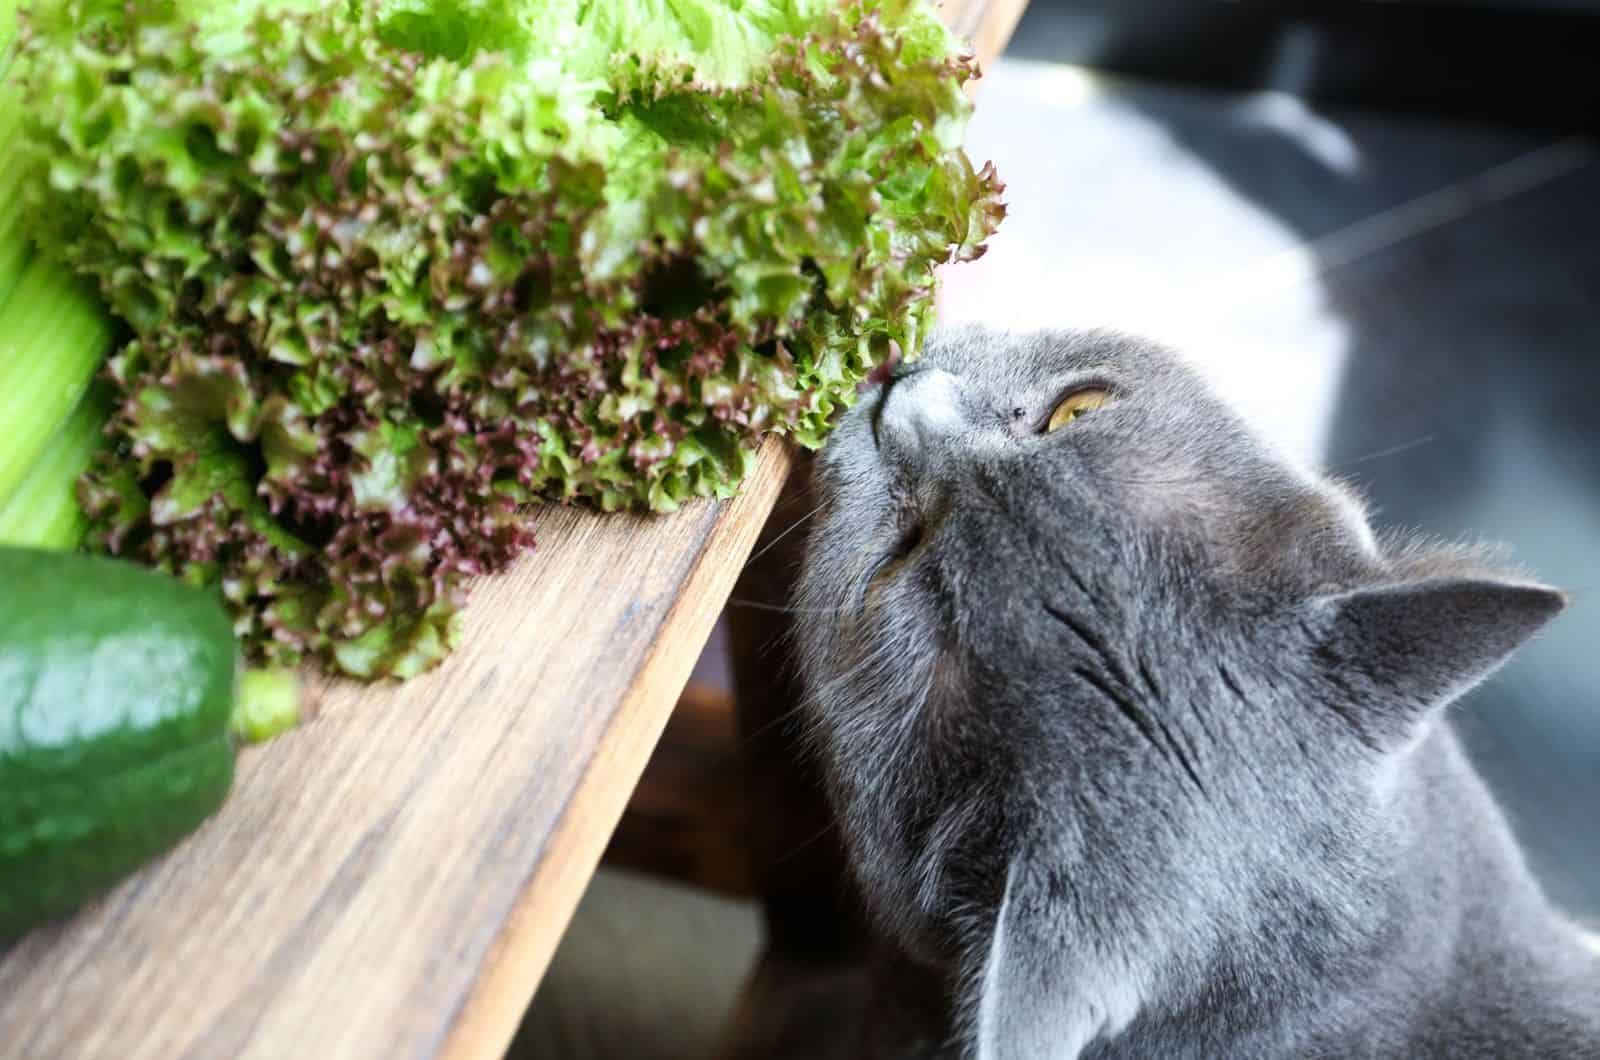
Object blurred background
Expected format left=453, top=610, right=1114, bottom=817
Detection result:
left=521, top=2, right=1600, bottom=1056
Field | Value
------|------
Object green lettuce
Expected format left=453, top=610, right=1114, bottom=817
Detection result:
left=15, top=0, right=1004, bottom=678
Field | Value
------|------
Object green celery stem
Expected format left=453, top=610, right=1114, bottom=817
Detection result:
left=0, top=256, right=112, bottom=507
left=0, top=385, right=111, bottom=550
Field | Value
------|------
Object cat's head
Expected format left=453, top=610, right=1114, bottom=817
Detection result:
left=794, top=325, right=1565, bottom=967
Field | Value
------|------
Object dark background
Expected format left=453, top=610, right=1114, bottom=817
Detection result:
left=1005, top=0, right=1600, bottom=131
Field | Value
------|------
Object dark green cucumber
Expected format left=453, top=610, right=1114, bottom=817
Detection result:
left=0, top=546, right=238, bottom=938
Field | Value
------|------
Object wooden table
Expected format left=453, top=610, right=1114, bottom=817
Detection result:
left=0, top=3, right=1027, bottom=1056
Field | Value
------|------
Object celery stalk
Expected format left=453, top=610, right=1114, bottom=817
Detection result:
left=0, top=235, right=28, bottom=310
left=0, top=195, right=28, bottom=310
left=1, top=0, right=18, bottom=60
left=0, top=256, right=112, bottom=506
left=0, top=15, right=114, bottom=528
left=0, top=384, right=109, bottom=549
left=0, top=0, right=22, bottom=86
left=0, top=59, right=26, bottom=306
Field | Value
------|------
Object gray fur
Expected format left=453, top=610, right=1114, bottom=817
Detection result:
left=794, top=326, right=1600, bottom=1059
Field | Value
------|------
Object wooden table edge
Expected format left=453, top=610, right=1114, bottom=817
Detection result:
left=438, top=437, right=797, bottom=1060
left=439, top=1, right=1019, bottom=1048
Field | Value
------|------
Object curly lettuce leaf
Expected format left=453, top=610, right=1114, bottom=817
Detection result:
left=21, top=0, right=1004, bottom=678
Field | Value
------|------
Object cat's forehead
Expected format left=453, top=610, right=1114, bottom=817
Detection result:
left=885, top=325, right=1384, bottom=591
left=917, top=325, right=1205, bottom=396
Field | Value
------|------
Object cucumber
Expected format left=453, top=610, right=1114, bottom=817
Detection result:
left=0, top=546, right=238, bottom=938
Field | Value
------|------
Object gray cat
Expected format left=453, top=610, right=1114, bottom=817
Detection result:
left=794, top=326, right=1600, bottom=1059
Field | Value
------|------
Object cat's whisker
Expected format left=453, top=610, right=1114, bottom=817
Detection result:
left=757, top=627, right=795, bottom=660
left=739, top=697, right=818, bottom=747
left=730, top=637, right=889, bottom=751
left=779, top=652, right=897, bottom=752
left=1333, top=434, right=1438, bottom=468
left=725, top=597, right=850, bottom=616
left=1083, top=474, right=1202, bottom=488
left=770, top=819, right=839, bottom=865
left=741, top=498, right=827, bottom=571
left=755, top=627, right=793, bottom=659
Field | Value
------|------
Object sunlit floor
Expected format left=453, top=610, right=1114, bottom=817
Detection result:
left=518, top=49, right=1600, bottom=1060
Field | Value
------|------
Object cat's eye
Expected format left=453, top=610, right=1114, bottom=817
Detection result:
left=890, top=521, right=924, bottom=561
left=862, top=521, right=924, bottom=605
left=1045, top=387, right=1112, bottom=432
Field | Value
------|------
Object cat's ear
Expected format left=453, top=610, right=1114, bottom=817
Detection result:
left=1306, top=577, right=1565, bottom=743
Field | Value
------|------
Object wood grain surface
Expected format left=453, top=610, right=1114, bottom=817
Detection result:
left=0, top=439, right=792, bottom=1060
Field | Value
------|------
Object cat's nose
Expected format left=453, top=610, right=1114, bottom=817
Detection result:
left=877, top=367, right=964, bottom=455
